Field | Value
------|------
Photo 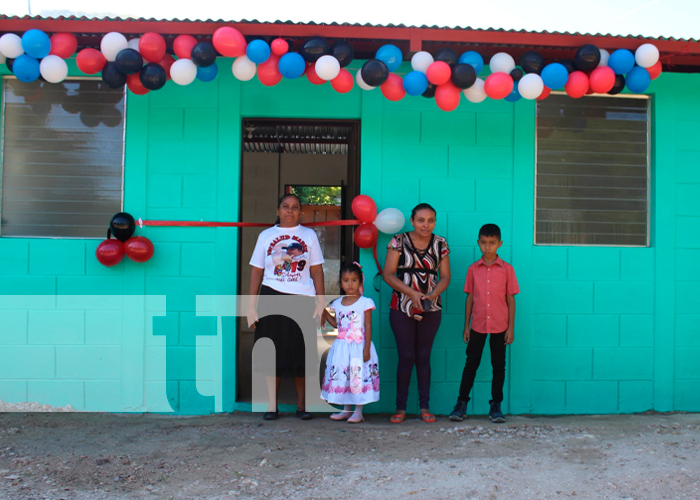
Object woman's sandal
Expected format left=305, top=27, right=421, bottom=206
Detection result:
left=420, top=412, right=437, bottom=423
left=347, top=413, right=364, bottom=424
left=389, top=413, right=406, bottom=424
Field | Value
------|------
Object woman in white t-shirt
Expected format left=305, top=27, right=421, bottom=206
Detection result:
left=247, top=193, right=326, bottom=421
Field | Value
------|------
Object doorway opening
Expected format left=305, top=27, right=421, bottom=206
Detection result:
left=237, top=119, right=361, bottom=404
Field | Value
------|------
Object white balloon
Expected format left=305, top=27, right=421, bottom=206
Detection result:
left=100, top=32, right=128, bottom=62
left=375, top=208, right=406, bottom=234
left=489, top=52, right=515, bottom=74
left=356, top=70, right=375, bottom=91
left=315, top=55, right=340, bottom=81
left=635, top=43, right=659, bottom=68
left=0, top=33, right=25, bottom=59
left=127, top=38, right=140, bottom=52
left=411, top=51, right=434, bottom=73
left=598, top=49, right=610, bottom=67
left=518, top=73, right=544, bottom=100
left=39, top=55, right=68, bottom=83
left=232, top=55, right=257, bottom=81
left=464, top=78, right=487, bottom=103
left=170, top=58, right=198, bottom=86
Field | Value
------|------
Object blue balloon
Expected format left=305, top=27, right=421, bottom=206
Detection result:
left=459, top=51, right=484, bottom=74
left=403, top=71, right=429, bottom=96
left=196, top=62, right=218, bottom=82
left=246, top=40, right=271, bottom=64
left=12, top=54, right=40, bottom=82
left=608, top=49, right=635, bottom=75
left=22, top=29, right=51, bottom=59
left=376, top=44, right=402, bottom=72
left=626, top=66, right=651, bottom=93
left=541, top=63, right=569, bottom=90
left=505, top=86, right=521, bottom=102
left=278, top=52, right=305, bottom=79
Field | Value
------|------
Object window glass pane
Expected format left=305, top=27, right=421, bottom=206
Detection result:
left=535, top=94, right=649, bottom=246
left=1, top=78, right=125, bottom=238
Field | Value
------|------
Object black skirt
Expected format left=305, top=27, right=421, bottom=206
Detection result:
left=254, top=286, right=315, bottom=379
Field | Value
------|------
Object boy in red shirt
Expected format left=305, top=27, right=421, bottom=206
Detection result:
left=449, top=224, right=519, bottom=423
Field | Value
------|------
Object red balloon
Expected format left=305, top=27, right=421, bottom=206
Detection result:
left=173, top=34, right=198, bottom=60
left=484, top=72, right=514, bottom=100
left=258, top=54, right=282, bottom=86
left=565, top=71, right=589, bottom=99
left=271, top=38, right=289, bottom=57
left=435, top=81, right=461, bottom=111
left=96, top=239, right=124, bottom=267
left=212, top=27, right=247, bottom=57
left=124, top=236, right=155, bottom=263
left=331, top=68, right=354, bottom=93
left=589, top=66, right=615, bottom=93
left=76, top=48, right=106, bottom=75
left=159, top=54, right=176, bottom=81
left=139, top=32, right=166, bottom=63
left=351, top=195, right=377, bottom=223
left=126, top=73, right=150, bottom=95
left=380, top=74, right=406, bottom=102
left=354, top=224, right=379, bottom=250
left=426, top=61, right=451, bottom=86
left=49, top=33, right=78, bottom=58
left=537, top=86, right=551, bottom=100
left=306, top=63, right=326, bottom=85
left=647, top=60, right=662, bottom=80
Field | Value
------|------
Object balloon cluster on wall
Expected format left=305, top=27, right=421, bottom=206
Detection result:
left=350, top=195, right=405, bottom=249
left=1, top=27, right=663, bottom=110
left=96, top=213, right=154, bottom=267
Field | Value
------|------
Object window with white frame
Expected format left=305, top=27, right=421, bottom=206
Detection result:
left=1, top=78, right=125, bottom=238
left=535, top=94, right=650, bottom=246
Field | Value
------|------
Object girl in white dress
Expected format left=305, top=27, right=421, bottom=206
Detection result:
left=321, top=263, right=380, bottom=423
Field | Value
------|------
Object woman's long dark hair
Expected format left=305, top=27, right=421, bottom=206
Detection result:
left=275, top=193, right=302, bottom=225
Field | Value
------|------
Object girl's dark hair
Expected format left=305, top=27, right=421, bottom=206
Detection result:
left=411, top=203, right=436, bottom=219
left=338, top=263, right=364, bottom=294
left=274, top=193, right=302, bottom=225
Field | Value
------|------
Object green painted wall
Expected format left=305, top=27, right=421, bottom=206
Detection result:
left=0, top=63, right=698, bottom=415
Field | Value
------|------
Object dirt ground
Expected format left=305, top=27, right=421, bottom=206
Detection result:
left=0, top=411, right=699, bottom=500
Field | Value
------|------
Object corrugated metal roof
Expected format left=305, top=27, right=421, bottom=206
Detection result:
left=1, top=14, right=696, bottom=42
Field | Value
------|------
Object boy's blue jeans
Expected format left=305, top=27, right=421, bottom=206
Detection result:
left=457, top=330, right=507, bottom=404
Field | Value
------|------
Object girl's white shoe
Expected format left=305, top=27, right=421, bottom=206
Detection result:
left=347, top=413, right=364, bottom=423
left=330, top=411, right=352, bottom=421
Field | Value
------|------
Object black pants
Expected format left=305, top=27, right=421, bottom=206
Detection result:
left=457, top=330, right=506, bottom=403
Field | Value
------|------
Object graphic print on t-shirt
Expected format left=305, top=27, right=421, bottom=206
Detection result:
left=267, top=235, right=309, bottom=283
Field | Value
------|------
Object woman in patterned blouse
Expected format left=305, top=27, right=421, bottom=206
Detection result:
left=383, top=203, right=451, bottom=423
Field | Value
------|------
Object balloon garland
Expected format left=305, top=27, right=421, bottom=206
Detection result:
left=95, top=196, right=405, bottom=272
left=1, top=27, right=664, bottom=110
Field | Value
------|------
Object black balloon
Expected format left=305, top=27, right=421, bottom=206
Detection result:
left=101, top=62, right=127, bottom=89
left=299, top=37, right=330, bottom=63
left=510, top=67, right=524, bottom=82
left=451, top=63, right=477, bottom=89
left=102, top=107, right=123, bottom=128
left=79, top=112, right=101, bottom=128
left=574, top=44, right=601, bottom=72
left=608, top=74, right=625, bottom=95
left=360, top=59, right=389, bottom=87
left=422, top=83, right=436, bottom=98
left=115, top=48, right=143, bottom=75
left=330, top=41, right=354, bottom=68
left=140, top=63, right=166, bottom=90
left=559, top=59, right=576, bottom=74
left=520, top=51, right=544, bottom=74
left=6, top=58, right=14, bottom=72
left=191, top=42, right=217, bottom=67
left=435, top=48, right=459, bottom=68
left=110, top=212, right=136, bottom=242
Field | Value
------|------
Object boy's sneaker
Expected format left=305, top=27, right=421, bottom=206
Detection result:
left=489, top=400, right=506, bottom=423
left=449, top=400, right=468, bottom=421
